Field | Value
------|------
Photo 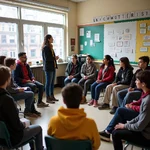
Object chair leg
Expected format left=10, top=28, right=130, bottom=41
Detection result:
left=124, top=143, right=129, bottom=150
left=131, top=145, right=133, bottom=150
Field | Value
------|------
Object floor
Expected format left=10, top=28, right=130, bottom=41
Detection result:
left=19, top=88, right=140, bottom=150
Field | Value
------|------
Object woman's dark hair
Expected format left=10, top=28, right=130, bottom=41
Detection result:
left=136, top=70, right=150, bottom=89
left=120, top=57, right=132, bottom=69
left=0, top=65, right=11, bottom=86
left=61, top=83, right=82, bottom=108
left=101, top=55, right=115, bottom=69
left=41, top=34, right=52, bottom=50
left=0, top=56, right=6, bottom=65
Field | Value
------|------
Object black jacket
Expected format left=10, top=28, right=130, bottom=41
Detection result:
left=65, top=61, right=81, bottom=78
left=0, top=88, right=24, bottom=146
left=114, top=67, right=133, bottom=85
left=42, top=45, right=58, bottom=71
left=130, top=66, right=150, bottom=88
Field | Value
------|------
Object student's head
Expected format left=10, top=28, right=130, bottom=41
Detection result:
left=138, top=56, right=149, bottom=69
left=136, top=70, right=150, bottom=90
left=42, top=34, right=53, bottom=49
left=71, top=54, right=77, bottom=64
left=103, top=55, right=115, bottom=68
left=18, top=52, right=27, bottom=63
left=86, top=55, right=93, bottom=64
left=120, top=57, right=131, bottom=69
left=0, top=65, right=11, bottom=88
left=61, top=83, right=82, bottom=108
left=4, top=58, right=16, bottom=71
left=0, top=56, right=6, bottom=65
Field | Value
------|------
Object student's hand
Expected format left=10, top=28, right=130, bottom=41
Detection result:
left=55, top=56, right=59, bottom=60
left=112, top=83, right=117, bottom=86
left=68, top=76, right=73, bottom=79
left=18, top=88, right=24, bottom=92
left=128, top=87, right=134, bottom=92
left=115, top=123, right=125, bottom=129
left=125, top=104, right=132, bottom=109
left=26, top=80, right=32, bottom=83
left=84, top=76, right=88, bottom=80
left=96, top=80, right=101, bottom=83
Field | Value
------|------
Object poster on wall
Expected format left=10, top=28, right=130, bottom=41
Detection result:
left=104, top=22, right=136, bottom=61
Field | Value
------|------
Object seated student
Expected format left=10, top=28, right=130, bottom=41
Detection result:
left=88, top=55, right=115, bottom=107
left=98, top=57, right=133, bottom=114
left=4, top=57, right=41, bottom=117
left=47, top=83, right=100, bottom=150
left=0, top=65, right=44, bottom=150
left=64, top=54, right=81, bottom=85
left=117, top=56, right=150, bottom=107
left=78, top=55, right=97, bottom=104
left=99, top=70, right=150, bottom=149
left=14, top=52, right=49, bottom=107
left=0, top=55, right=6, bottom=65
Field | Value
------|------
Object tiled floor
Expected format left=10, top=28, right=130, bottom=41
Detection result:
left=19, top=88, right=140, bottom=150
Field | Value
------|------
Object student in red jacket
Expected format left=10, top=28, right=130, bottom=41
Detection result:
left=88, top=55, right=115, bottom=107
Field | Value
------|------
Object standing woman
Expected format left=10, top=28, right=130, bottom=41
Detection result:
left=42, top=34, right=59, bottom=103
left=88, top=55, right=115, bottom=107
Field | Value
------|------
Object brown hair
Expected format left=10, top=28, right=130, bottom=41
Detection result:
left=4, top=58, right=16, bottom=67
left=120, top=57, right=132, bottom=69
left=0, top=56, right=6, bottom=65
left=0, top=65, right=11, bottom=86
left=41, top=34, right=53, bottom=50
left=61, top=83, right=82, bottom=108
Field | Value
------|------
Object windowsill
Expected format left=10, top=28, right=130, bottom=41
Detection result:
left=30, top=62, right=68, bottom=68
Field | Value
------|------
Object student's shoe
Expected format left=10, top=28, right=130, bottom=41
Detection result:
left=51, top=95, right=59, bottom=101
left=87, top=99, right=94, bottom=106
left=98, top=103, right=109, bottom=110
left=32, top=109, right=41, bottom=116
left=80, top=96, right=87, bottom=104
left=99, top=131, right=110, bottom=142
left=37, top=102, right=49, bottom=107
left=93, top=100, right=98, bottom=107
left=110, top=106, right=118, bottom=114
left=24, top=112, right=38, bottom=118
left=46, top=97, right=55, bottom=104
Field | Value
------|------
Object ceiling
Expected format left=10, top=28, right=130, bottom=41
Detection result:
left=70, top=0, right=87, bottom=2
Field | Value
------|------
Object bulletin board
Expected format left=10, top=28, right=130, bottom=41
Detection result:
left=136, top=20, right=150, bottom=62
left=79, top=25, right=104, bottom=60
left=104, top=22, right=137, bottom=62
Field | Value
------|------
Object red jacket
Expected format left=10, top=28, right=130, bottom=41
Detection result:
left=97, top=65, right=115, bottom=83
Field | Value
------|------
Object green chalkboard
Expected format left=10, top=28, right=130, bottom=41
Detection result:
left=79, top=25, right=104, bottom=60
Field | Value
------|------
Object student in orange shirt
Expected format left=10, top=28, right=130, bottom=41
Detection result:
left=47, top=83, right=100, bottom=150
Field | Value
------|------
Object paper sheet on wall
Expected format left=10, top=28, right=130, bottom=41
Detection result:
left=80, top=45, right=83, bottom=51
left=94, top=33, right=100, bottom=42
left=80, top=28, right=84, bottom=36
left=90, top=40, right=93, bottom=46
left=104, top=22, right=136, bottom=61
left=86, top=31, right=91, bottom=38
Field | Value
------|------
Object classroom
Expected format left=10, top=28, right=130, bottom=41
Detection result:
left=0, top=0, right=150, bottom=150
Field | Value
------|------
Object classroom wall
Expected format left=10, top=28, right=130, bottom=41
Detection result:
left=77, top=0, right=150, bottom=25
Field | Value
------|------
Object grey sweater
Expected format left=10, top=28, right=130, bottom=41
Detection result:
left=125, top=95, right=150, bottom=140
left=80, top=62, right=97, bottom=79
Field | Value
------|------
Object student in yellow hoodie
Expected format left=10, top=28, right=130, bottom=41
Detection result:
left=47, top=83, right=100, bottom=150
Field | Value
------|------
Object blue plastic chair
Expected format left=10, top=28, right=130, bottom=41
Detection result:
left=124, top=141, right=150, bottom=150
left=45, top=135, right=92, bottom=150
left=0, top=121, right=35, bottom=150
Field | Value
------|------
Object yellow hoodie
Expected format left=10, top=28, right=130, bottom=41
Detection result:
left=47, top=106, right=100, bottom=150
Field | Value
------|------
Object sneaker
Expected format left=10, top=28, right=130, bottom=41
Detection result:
left=87, top=99, right=94, bottom=106
left=46, top=97, right=55, bottom=104
left=24, top=112, right=38, bottom=118
left=98, top=103, right=109, bottom=110
left=93, top=100, right=98, bottom=107
left=99, top=131, right=110, bottom=142
left=110, top=107, right=118, bottom=114
left=32, top=110, right=41, bottom=116
left=37, top=102, right=49, bottom=108
left=51, top=95, right=59, bottom=101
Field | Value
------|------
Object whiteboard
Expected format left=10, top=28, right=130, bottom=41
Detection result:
left=104, top=22, right=137, bottom=62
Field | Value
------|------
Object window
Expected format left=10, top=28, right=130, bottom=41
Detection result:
left=31, top=49, right=36, bottom=57
left=48, top=27, right=64, bottom=59
left=0, top=3, right=66, bottom=63
left=1, top=35, right=6, bottom=43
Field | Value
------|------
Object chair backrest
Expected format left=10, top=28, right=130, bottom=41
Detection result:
left=0, top=121, right=12, bottom=148
left=45, top=135, right=92, bottom=150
